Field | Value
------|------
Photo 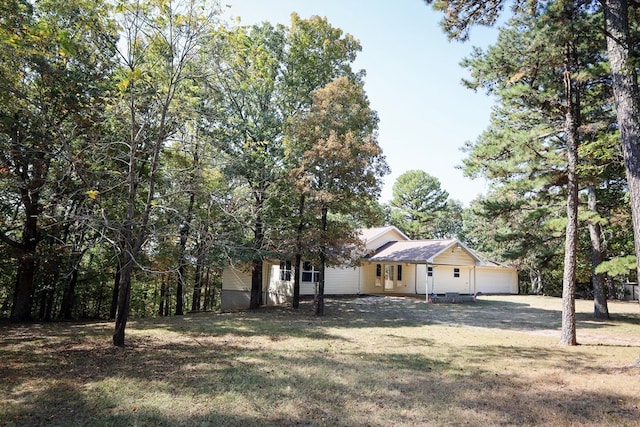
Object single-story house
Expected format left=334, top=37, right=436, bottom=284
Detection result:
left=221, top=226, right=518, bottom=311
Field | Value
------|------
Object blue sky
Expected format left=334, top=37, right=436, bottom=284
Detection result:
left=221, top=0, right=499, bottom=206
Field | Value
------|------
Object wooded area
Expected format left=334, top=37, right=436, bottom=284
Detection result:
left=1, top=0, right=639, bottom=348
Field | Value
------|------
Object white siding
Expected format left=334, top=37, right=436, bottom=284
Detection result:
left=222, top=267, right=251, bottom=291
left=325, top=267, right=359, bottom=294
left=298, top=266, right=360, bottom=295
left=359, top=263, right=428, bottom=295
left=476, top=267, right=518, bottom=294
left=428, top=265, right=475, bottom=294
left=359, top=262, right=379, bottom=294
left=415, top=264, right=427, bottom=294
left=434, top=249, right=476, bottom=266
left=266, top=264, right=293, bottom=305
left=365, top=229, right=409, bottom=251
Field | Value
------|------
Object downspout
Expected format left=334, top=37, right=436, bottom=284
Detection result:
left=414, top=263, right=418, bottom=295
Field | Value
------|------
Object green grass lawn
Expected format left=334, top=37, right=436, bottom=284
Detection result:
left=1, top=295, right=640, bottom=426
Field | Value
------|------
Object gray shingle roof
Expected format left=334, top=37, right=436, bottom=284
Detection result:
left=366, top=239, right=478, bottom=263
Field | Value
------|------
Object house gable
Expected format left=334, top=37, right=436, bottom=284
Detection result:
left=360, top=226, right=409, bottom=252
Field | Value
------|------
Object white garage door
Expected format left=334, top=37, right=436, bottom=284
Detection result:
left=476, top=267, right=517, bottom=294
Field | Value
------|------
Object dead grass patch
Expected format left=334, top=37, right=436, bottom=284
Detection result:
left=1, top=295, right=639, bottom=426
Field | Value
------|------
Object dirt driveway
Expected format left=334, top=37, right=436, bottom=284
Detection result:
left=315, top=294, right=640, bottom=346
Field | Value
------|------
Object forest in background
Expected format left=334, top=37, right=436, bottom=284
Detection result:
left=1, top=0, right=639, bottom=347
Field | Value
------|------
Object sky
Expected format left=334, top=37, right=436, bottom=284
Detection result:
left=220, top=0, right=499, bottom=206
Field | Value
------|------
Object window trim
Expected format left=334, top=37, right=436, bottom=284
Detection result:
left=302, top=261, right=320, bottom=283
left=279, top=261, right=292, bottom=281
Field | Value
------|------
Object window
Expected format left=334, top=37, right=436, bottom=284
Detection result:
left=302, top=261, right=320, bottom=282
left=375, top=264, right=382, bottom=287
left=397, top=265, right=403, bottom=281
left=427, top=266, right=433, bottom=277
left=454, top=268, right=460, bottom=278
left=279, top=261, right=292, bottom=281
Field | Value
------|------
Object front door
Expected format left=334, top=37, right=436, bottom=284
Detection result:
left=384, top=264, right=394, bottom=290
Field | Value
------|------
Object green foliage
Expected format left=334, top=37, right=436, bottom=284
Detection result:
left=286, top=76, right=389, bottom=266
left=456, top=4, right=632, bottom=299
left=595, top=255, right=637, bottom=277
left=0, top=1, right=386, bottom=321
left=388, top=170, right=449, bottom=239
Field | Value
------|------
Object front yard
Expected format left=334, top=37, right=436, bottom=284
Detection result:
left=1, top=295, right=639, bottom=426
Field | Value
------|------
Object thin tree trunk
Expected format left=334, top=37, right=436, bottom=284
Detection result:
left=587, top=185, right=609, bottom=319
left=560, top=43, right=580, bottom=346
left=43, top=282, right=55, bottom=322
left=60, top=257, right=81, bottom=320
left=109, top=261, right=120, bottom=320
left=203, top=267, right=212, bottom=310
left=250, top=258, right=263, bottom=309
left=176, top=191, right=195, bottom=316
left=314, top=206, right=328, bottom=316
left=293, top=253, right=302, bottom=309
left=191, top=253, right=202, bottom=312
left=113, top=250, right=133, bottom=347
left=293, top=194, right=305, bottom=309
left=250, top=195, right=265, bottom=310
left=604, top=0, right=640, bottom=300
left=10, top=203, right=39, bottom=322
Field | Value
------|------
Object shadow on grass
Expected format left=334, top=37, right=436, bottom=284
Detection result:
left=2, top=296, right=640, bottom=426
left=2, top=334, right=639, bottom=426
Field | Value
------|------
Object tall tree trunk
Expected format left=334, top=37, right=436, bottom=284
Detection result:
left=560, top=42, right=580, bottom=346
left=191, top=253, right=202, bottom=312
left=113, top=137, right=137, bottom=347
left=587, top=185, right=610, bottom=319
left=10, top=203, right=39, bottom=322
left=293, top=253, right=302, bottom=309
left=60, top=255, right=81, bottom=320
left=250, top=196, right=265, bottom=310
left=176, top=191, right=195, bottom=316
left=43, top=282, right=55, bottom=322
left=250, top=258, right=263, bottom=309
left=604, top=0, right=640, bottom=298
left=203, top=267, right=212, bottom=310
left=202, top=267, right=210, bottom=310
left=314, top=206, right=328, bottom=316
left=293, top=194, right=305, bottom=309
left=109, top=261, right=121, bottom=320
left=113, top=249, right=133, bottom=347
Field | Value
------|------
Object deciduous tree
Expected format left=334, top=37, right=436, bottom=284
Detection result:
left=287, top=76, right=388, bottom=316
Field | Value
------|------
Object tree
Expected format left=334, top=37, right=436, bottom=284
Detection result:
left=202, top=15, right=363, bottom=310
left=431, top=199, right=464, bottom=238
left=603, top=0, right=640, bottom=294
left=109, top=0, right=214, bottom=346
left=287, top=76, right=389, bottom=316
left=0, top=0, right=117, bottom=321
left=201, top=22, right=289, bottom=310
left=426, top=0, right=640, bottom=307
left=388, top=170, right=449, bottom=239
left=432, top=0, right=621, bottom=345
left=283, top=14, right=364, bottom=309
